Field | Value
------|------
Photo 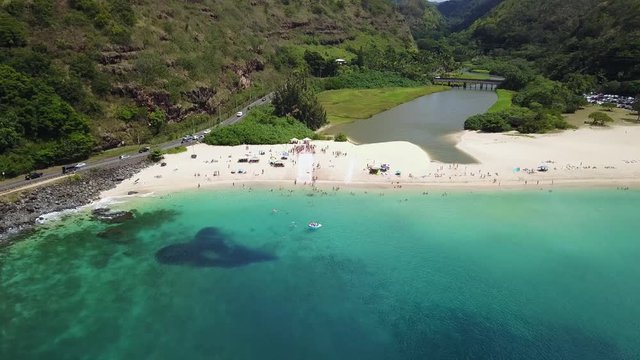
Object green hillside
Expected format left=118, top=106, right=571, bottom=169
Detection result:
left=470, top=0, right=640, bottom=82
left=2, top=0, right=638, bottom=176
left=437, top=0, right=503, bottom=32
left=0, top=0, right=427, bottom=176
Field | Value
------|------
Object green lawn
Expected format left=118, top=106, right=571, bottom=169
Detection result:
left=318, top=85, right=450, bottom=125
left=488, top=89, right=516, bottom=113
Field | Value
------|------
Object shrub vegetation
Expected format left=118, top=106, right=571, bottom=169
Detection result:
left=273, top=76, right=327, bottom=130
left=464, top=106, right=571, bottom=133
left=0, top=65, right=94, bottom=177
left=321, top=69, right=423, bottom=90
left=204, top=106, right=315, bottom=146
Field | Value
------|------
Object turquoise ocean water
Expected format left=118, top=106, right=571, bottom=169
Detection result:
left=1, top=189, right=639, bottom=359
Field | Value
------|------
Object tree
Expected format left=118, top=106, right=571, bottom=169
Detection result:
left=69, top=54, right=97, bottom=80
left=0, top=12, right=26, bottom=47
left=304, top=50, right=326, bottom=77
left=31, top=0, right=55, bottom=26
left=563, top=73, right=597, bottom=95
left=334, top=133, right=348, bottom=142
left=588, top=111, right=614, bottom=126
left=109, top=0, right=136, bottom=27
left=148, top=108, right=166, bottom=134
left=513, top=76, right=584, bottom=113
left=601, top=102, right=616, bottom=111
left=148, top=149, right=164, bottom=162
left=303, top=50, right=337, bottom=78
left=0, top=123, right=20, bottom=152
left=68, top=0, right=100, bottom=17
left=633, top=95, right=640, bottom=122
left=272, top=76, right=327, bottom=130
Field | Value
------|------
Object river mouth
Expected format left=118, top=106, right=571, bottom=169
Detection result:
left=326, top=89, right=497, bottom=164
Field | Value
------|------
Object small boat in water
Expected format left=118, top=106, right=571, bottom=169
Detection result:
left=308, top=222, right=322, bottom=230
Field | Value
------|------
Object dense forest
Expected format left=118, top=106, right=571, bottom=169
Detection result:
left=0, top=0, right=639, bottom=177
left=437, top=0, right=503, bottom=32
left=470, top=0, right=640, bottom=87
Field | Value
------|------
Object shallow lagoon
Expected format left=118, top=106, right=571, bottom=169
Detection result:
left=329, top=89, right=497, bottom=164
left=1, top=189, right=639, bottom=359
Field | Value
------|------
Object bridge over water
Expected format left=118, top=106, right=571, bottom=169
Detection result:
left=433, top=77, right=503, bottom=91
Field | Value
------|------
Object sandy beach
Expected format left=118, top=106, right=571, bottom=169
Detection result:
left=102, top=124, right=640, bottom=197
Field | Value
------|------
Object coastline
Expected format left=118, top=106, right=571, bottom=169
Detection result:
left=0, top=159, right=149, bottom=245
left=4, top=123, right=639, bottom=243
left=102, top=124, right=640, bottom=199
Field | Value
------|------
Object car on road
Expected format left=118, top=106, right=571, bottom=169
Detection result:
left=236, top=111, right=243, bottom=117
left=119, top=154, right=130, bottom=160
left=62, top=165, right=77, bottom=174
left=203, top=129, right=211, bottom=134
left=75, top=162, right=87, bottom=168
left=25, top=172, right=44, bottom=180
left=262, top=97, right=266, bottom=102
left=138, top=146, right=151, bottom=153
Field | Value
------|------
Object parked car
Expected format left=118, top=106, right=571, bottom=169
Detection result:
left=138, top=146, right=151, bottom=153
left=236, top=111, right=243, bottom=117
left=62, top=165, right=77, bottom=174
left=25, top=172, right=44, bottom=180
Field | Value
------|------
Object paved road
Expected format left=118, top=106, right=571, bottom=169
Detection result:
left=0, top=94, right=273, bottom=194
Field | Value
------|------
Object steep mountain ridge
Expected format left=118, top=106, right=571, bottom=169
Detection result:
left=469, top=0, right=640, bottom=81
left=437, top=0, right=503, bottom=32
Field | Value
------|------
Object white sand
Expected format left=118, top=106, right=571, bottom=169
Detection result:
left=455, top=125, right=640, bottom=187
left=101, top=124, right=640, bottom=197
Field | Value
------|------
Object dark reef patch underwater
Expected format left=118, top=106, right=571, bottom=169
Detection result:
left=155, top=227, right=277, bottom=268
left=1, top=189, right=639, bottom=359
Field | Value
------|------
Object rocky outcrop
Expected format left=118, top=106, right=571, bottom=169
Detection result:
left=0, top=159, right=150, bottom=245
left=224, top=58, right=265, bottom=90
left=99, top=51, right=139, bottom=65
left=97, top=133, right=125, bottom=151
left=182, top=86, right=216, bottom=108
left=111, top=84, right=184, bottom=121
left=92, top=208, right=135, bottom=224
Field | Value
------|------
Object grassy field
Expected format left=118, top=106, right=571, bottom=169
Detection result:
left=488, top=89, right=516, bottom=112
left=165, top=147, right=188, bottom=154
left=564, top=106, right=639, bottom=128
left=318, top=86, right=450, bottom=125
